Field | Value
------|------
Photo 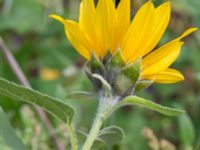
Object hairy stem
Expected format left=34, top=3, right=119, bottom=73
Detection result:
left=82, top=96, right=109, bottom=150
left=81, top=109, right=104, bottom=150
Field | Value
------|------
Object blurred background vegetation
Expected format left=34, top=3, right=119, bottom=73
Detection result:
left=0, top=0, right=200, bottom=149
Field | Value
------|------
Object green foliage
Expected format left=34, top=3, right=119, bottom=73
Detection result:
left=0, top=78, right=74, bottom=123
left=0, top=0, right=44, bottom=33
left=97, top=126, right=124, bottom=146
left=178, top=114, right=195, bottom=148
left=66, top=91, right=95, bottom=100
left=0, top=106, right=27, bottom=150
left=77, top=126, right=124, bottom=149
left=107, top=96, right=185, bottom=118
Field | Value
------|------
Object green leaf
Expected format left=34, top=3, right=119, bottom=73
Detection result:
left=194, top=137, right=200, bottom=150
left=0, top=78, right=74, bottom=124
left=77, top=126, right=124, bottom=148
left=106, top=96, right=185, bottom=118
left=97, top=126, right=124, bottom=146
left=0, top=106, right=27, bottom=150
left=178, top=114, right=195, bottom=147
left=65, top=91, right=96, bottom=100
left=0, top=0, right=44, bottom=33
left=76, top=131, right=104, bottom=149
left=76, top=130, right=88, bottom=145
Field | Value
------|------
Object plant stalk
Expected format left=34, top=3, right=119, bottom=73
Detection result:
left=81, top=110, right=104, bottom=150
left=67, top=124, right=77, bottom=150
left=82, top=96, right=109, bottom=150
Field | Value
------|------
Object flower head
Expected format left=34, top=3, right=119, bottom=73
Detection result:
left=50, top=0, right=197, bottom=85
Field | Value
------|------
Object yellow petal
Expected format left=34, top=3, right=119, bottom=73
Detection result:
left=79, top=0, right=95, bottom=24
left=142, top=28, right=197, bottom=76
left=79, top=0, right=99, bottom=57
left=95, top=0, right=118, bottom=57
left=142, top=68, right=184, bottom=84
left=49, top=14, right=65, bottom=24
left=139, top=1, right=171, bottom=57
left=50, top=15, right=92, bottom=60
left=79, top=0, right=95, bottom=39
left=116, top=0, right=130, bottom=45
left=142, top=42, right=183, bottom=76
left=179, top=28, right=198, bottom=38
left=64, top=20, right=93, bottom=60
left=121, top=1, right=155, bottom=63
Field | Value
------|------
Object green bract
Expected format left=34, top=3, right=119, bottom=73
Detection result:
left=85, top=49, right=147, bottom=99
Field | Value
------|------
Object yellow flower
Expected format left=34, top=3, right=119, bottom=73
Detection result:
left=50, top=0, right=197, bottom=84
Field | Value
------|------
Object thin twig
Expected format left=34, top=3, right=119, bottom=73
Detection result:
left=0, top=37, right=64, bottom=150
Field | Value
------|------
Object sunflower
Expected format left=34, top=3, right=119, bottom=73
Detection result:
left=50, top=0, right=197, bottom=84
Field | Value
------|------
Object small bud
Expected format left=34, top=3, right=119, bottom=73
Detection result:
left=86, top=49, right=153, bottom=96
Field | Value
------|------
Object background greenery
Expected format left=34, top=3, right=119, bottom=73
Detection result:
left=0, top=0, right=199, bottom=149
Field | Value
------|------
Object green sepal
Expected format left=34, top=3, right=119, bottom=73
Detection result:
left=84, top=68, right=102, bottom=91
left=114, top=74, right=133, bottom=95
left=102, top=50, right=112, bottom=65
left=114, top=58, right=141, bottom=95
left=135, top=80, right=153, bottom=92
left=121, top=58, right=141, bottom=84
left=105, top=49, right=125, bottom=86
left=90, top=53, right=105, bottom=76
left=109, top=49, right=125, bottom=67
left=92, top=74, right=112, bottom=95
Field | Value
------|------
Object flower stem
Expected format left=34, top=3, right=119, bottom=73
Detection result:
left=67, top=124, right=77, bottom=150
left=81, top=112, right=103, bottom=150
left=82, top=97, right=108, bottom=150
